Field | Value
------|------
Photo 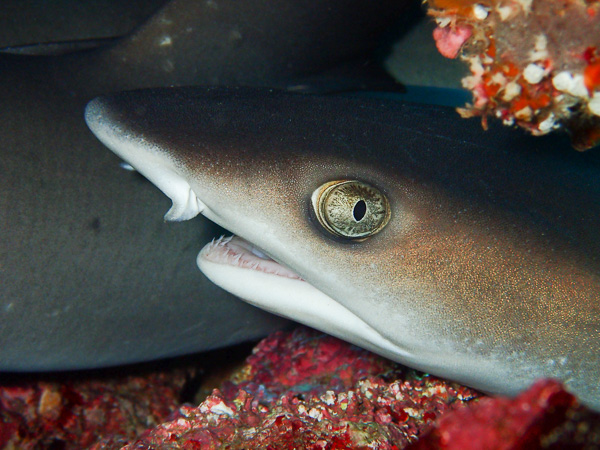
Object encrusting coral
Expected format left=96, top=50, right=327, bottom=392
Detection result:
left=428, top=0, right=600, bottom=150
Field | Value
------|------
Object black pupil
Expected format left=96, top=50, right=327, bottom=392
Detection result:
left=353, top=200, right=367, bottom=221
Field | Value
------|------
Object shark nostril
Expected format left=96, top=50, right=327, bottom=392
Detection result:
left=353, top=200, right=367, bottom=222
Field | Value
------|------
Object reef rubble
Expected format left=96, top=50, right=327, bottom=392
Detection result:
left=1, top=327, right=598, bottom=449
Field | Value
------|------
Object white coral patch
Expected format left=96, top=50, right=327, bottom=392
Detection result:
left=516, top=0, right=533, bottom=14
left=467, top=56, right=485, bottom=77
left=308, top=408, right=323, bottom=421
left=502, top=81, right=522, bottom=101
left=435, top=17, right=451, bottom=28
left=538, top=114, right=557, bottom=134
left=523, top=63, right=545, bottom=84
left=473, top=4, right=489, bottom=20
left=552, top=72, right=589, bottom=98
left=322, top=390, right=336, bottom=406
left=589, top=92, right=600, bottom=116
left=491, top=72, right=507, bottom=86
left=496, top=5, right=516, bottom=20
left=515, top=106, right=533, bottom=120
left=529, top=34, right=548, bottom=62
left=209, top=401, right=234, bottom=417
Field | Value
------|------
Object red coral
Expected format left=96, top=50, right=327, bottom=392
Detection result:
left=1, top=329, right=598, bottom=448
left=118, top=328, right=481, bottom=449
left=411, top=379, right=600, bottom=449
left=0, top=367, right=190, bottom=449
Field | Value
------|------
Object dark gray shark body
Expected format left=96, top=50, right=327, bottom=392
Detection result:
left=86, top=87, right=600, bottom=409
left=0, top=0, right=405, bottom=370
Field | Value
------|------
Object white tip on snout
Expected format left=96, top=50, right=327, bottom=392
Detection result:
left=85, top=97, right=205, bottom=222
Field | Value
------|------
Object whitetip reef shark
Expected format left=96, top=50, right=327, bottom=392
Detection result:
left=86, top=86, right=600, bottom=410
left=0, top=0, right=406, bottom=370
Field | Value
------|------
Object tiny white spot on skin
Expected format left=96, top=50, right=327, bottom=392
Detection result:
left=119, top=162, right=136, bottom=172
left=4, top=303, right=13, bottom=312
left=158, top=35, right=172, bottom=47
left=552, top=72, right=589, bottom=98
left=523, top=63, right=546, bottom=84
left=589, top=92, right=600, bottom=116
left=229, top=29, right=242, bottom=41
left=473, top=4, right=489, bottom=19
left=161, top=59, right=175, bottom=72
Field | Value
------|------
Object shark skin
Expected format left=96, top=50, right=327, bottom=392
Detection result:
left=0, top=0, right=406, bottom=371
left=85, top=87, right=600, bottom=410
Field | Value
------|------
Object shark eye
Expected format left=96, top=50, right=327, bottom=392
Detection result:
left=311, top=180, right=391, bottom=239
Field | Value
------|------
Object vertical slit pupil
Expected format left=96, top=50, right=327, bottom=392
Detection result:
left=353, top=200, right=367, bottom=221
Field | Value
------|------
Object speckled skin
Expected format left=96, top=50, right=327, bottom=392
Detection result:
left=0, top=0, right=406, bottom=370
left=86, top=87, right=600, bottom=409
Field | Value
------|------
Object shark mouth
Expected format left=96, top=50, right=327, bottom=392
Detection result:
left=199, top=235, right=303, bottom=281
left=197, top=235, right=326, bottom=323
left=197, top=234, right=414, bottom=361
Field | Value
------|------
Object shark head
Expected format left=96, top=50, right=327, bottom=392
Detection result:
left=86, top=87, right=600, bottom=410
left=84, top=87, right=422, bottom=362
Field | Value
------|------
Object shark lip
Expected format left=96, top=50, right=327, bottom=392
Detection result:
left=199, top=235, right=304, bottom=281
left=197, top=234, right=416, bottom=363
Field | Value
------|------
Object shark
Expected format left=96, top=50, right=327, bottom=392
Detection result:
left=85, top=86, right=600, bottom=410
left=0, top=0, right=405, bottom=370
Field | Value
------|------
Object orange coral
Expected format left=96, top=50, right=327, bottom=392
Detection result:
left=428, top=0, right=600, bottom=149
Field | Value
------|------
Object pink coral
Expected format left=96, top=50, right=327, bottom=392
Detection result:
left=433, top=25, right=473, bottom=59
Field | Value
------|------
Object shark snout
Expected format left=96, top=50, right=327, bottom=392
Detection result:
left=85, top=97, right=207, bottom=222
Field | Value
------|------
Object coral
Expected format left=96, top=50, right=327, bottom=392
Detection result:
left=117, top=328, right=479, bottom=449
left=428, top=0, right=600, bottom=150
left=1, top=328, right=598, bottom=448
left=411, top=379, right=600, bottom=449
left=0, top=365, right=192, bottom=449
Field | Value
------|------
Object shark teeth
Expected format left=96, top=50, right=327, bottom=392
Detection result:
left=201, top=236, right=303, bottom=281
